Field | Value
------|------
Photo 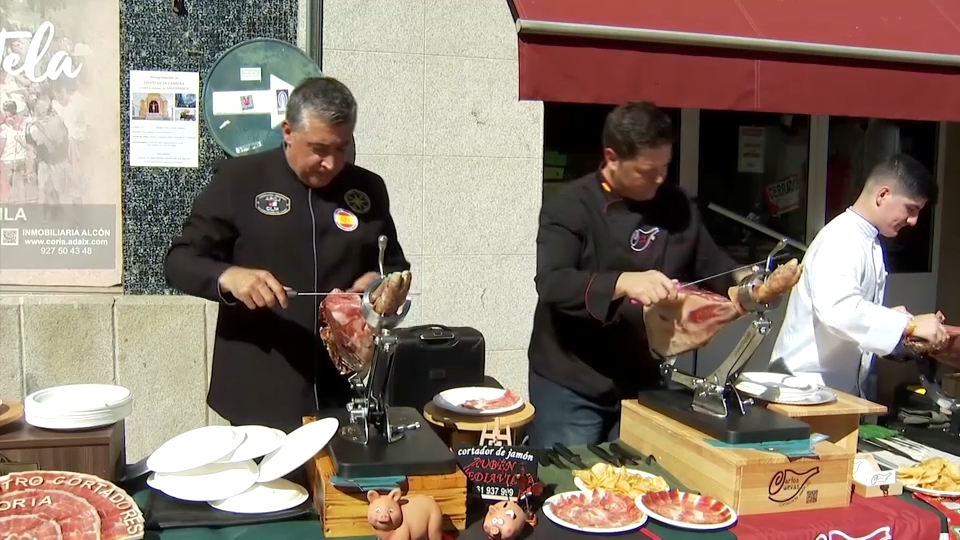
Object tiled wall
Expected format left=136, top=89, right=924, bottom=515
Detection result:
left=319, top=0, right=544, bottom=393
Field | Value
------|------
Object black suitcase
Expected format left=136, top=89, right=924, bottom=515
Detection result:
left=384, top=325, right=486, bottom=413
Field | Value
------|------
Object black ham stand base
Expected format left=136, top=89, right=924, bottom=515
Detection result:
left=636, top=389, right=811, bottom=444
left=321, top=406, right=458, bottom=479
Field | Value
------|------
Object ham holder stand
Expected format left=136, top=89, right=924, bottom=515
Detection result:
left=322, top=237, right=457, bottom=479
left=637, top=239, right=811, bottom=444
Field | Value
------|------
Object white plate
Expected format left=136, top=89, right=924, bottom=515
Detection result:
left=26, top=384, right=132, bottom=414
left=148, top=460, right=259, bottom=502
left=903, top=484, right=960, bottom=497
left=635, top=492, right=737, bottom=531
left=573, top=469, right=667, bottom=493
left=735, top=372, right=837, bottom=405
left=432, top=387, right=524, bottom=416
left=147, top=426, right=244, bottom=474
left=258, top=417, right=339, bottom=482
left=209, top=478, right=309, bottom=514
left=216, top=426, right=287, bottom=463
left=542, top=490, right=647, bottom=534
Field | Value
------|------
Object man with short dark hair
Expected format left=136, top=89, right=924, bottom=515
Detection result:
left=165, top=77, right=409, bottom=432
left=770, top=154, right=947, bottom=397
left=527, top=102, right=747, bottom=447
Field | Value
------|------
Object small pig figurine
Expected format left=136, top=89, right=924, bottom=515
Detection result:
left=483, top=500, right=527, bottom=540
left=366, top=488, right=444, bottom=540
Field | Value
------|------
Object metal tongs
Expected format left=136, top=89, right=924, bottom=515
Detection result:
left=660, top=239, right=790, bottom=418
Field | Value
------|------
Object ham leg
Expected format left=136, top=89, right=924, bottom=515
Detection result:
left=904, top=312, right=960, bottom=369
left=644, top=259, right=803, bottom=358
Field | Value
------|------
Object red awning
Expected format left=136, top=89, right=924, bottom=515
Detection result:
left=510, top=0, right=960, bottom=121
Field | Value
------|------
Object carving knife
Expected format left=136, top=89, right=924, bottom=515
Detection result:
left=285, top=290, right=361, bottom=297
left=678, top=253, right=792, bottom=290
left=587, top=444, right=622, bottom=466
left=552, top=444, right=588, bottom=469
left=608, top=442, right=640, bottom=466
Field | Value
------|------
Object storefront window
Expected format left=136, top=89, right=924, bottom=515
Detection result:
left=697, top=111, right=811, bottom=265
left=542, top=102, right=681, bottom=201
left=825, top=117, right=937, bottom=274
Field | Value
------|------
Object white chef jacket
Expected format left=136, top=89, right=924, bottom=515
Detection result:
left=769, top=209, right=911, bottom=396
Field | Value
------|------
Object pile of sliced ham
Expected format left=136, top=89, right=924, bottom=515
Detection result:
left=461, top=390, right=521, bottom=412
left=639, top=490, right=733, bottom=525
left=0, top=470, right=144, bottom=539
left=548, top=490, right=643, bottom=529
left=320, top=271, right=412, bottom=375
left=643, top=259, right=803, bottom=358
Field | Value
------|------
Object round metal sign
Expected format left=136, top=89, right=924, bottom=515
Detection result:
left=202, top=38, right=355, bottom=161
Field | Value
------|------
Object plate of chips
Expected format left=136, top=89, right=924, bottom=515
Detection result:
left=897, top=457, right=960, bottom=497
left=573, top=462, right=669, bottom=498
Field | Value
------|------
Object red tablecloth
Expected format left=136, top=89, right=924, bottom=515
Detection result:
left=731, top=494, right=940, bottom=540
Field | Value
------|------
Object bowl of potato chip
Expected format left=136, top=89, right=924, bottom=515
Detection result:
left=897, top=457, right=960, bottom=496
left=572, top=462, right=670, bottom=498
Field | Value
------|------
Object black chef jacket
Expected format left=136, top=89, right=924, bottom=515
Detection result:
left=164, top=147, right=410, bottom=433
left=528, top=173, right=738, bottom=405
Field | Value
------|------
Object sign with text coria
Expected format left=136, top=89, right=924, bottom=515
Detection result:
left=0, top=0, right=122, bottom=286
left=455, top=445, right=538, bottom=501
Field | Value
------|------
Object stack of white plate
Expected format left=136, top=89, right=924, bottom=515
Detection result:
left=145, top=418, right=339, bottom=514
left=25, top=384, right=133, bottom=430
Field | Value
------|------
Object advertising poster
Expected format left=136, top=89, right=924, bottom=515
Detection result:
left=0, top=0, right=122, bottom=286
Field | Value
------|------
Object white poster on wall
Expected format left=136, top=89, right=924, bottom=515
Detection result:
left=737, top=126, right=766, bottom=174
left=0, top=0, right=122, bottom=287
left=129, top=70, right=200, bottom=168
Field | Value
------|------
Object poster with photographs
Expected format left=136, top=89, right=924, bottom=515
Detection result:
left=0, top=0, right=122, bottom=286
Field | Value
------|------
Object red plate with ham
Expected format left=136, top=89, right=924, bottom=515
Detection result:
left=543, top=489, right=647, bottom=533
left=0, top=470, right=144, bottom=540
left=637, top=489, right=737, bottom=531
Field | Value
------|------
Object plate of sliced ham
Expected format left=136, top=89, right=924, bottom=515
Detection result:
left=543, top=489, right=647, bottom=533
left=636, top=489, right=737, bottom=531
left=433, top=387, right=524, bottom=416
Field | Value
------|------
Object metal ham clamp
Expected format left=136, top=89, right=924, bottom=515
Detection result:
left=343, top=235, right=415, bottom=445
left=638, top=239, right=812, bottom=444
left=325, top=236, right=458, bottom=479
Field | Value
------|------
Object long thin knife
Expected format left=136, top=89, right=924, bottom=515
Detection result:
left=679, top=253, right=791, bottom=290
left=285, top=290, right=361, bottom=298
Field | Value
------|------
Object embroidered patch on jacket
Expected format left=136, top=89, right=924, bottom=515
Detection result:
left=254, top=192, right=291, bottom=216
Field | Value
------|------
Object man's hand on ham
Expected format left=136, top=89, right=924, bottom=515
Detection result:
left=218, top=266, right=289, bottom=310
left=911, top=313, right=949, bottom=348
left=615, top=271, right=679, bottom=307
left=348, top=271, right=381, bottom=293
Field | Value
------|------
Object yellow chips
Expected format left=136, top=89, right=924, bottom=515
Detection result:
left=573, top=462, right=669, bottom=498
left=897, top=457, right=960, bottom=492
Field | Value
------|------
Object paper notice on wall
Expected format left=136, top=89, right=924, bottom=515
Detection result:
left=737, top=126, right=766, bottom=173
left=765, top=174, right=802, bottom=216
left=129, top=70, right=200, bottom=168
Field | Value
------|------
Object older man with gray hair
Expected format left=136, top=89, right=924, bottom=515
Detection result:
left=165, top=77, right=410, bottom=433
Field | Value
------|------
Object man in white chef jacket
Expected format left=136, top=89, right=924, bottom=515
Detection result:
left=769, top=154, right=948, bottom=398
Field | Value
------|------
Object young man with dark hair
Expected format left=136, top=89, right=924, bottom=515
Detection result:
left=770, top=153, right=947, bottom=398
left=527, top=102, right=749, bottom=447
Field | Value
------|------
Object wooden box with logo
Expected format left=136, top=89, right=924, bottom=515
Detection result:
left=0, top=418, right=126, bottom=482
left=302, top=417, right=468, bottom=538
left=620, top=399, right=853, bottom=516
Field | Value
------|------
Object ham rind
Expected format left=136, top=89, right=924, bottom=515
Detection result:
left=0, top=489, right=100, bottom=539
left=0, top=514, right=64, bottom=539
left=0, top=471, right=144, bottom=540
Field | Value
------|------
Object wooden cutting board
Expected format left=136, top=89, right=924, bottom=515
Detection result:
left=0, top=400, right=23, bottom=428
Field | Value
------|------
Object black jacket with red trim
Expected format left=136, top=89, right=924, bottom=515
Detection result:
left=527, top=172, right=738, bottom=403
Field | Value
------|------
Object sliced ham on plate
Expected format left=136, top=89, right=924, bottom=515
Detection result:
left=0, top=514, right=64, bottom=539
left=462, top=390, right=521, bottom=412
left=544, top=490, right=646, bottom=533
left=637, top=489, right=737, bottom=530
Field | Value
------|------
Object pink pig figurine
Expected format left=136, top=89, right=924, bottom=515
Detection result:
left=482, top=500, right=527, bottom=540
left=366, top=489, right=444, bottom=540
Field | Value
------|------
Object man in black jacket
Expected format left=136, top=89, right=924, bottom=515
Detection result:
left=528, top=102, right=746, bottom=447
left=165, top=77, right=409, bottom=433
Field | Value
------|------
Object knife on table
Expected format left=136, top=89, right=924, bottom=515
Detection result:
left=553, top=444, right=588, bottom=469
left=587, top=444, right=622, bottom=466
left=608, top=442, right=640, bottom=466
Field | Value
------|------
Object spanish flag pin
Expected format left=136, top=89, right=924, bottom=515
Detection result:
left=333, top=208, right=358, bottom=232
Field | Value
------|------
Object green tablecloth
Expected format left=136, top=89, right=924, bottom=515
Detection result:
left=138, top=442, right=944, bottom=539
